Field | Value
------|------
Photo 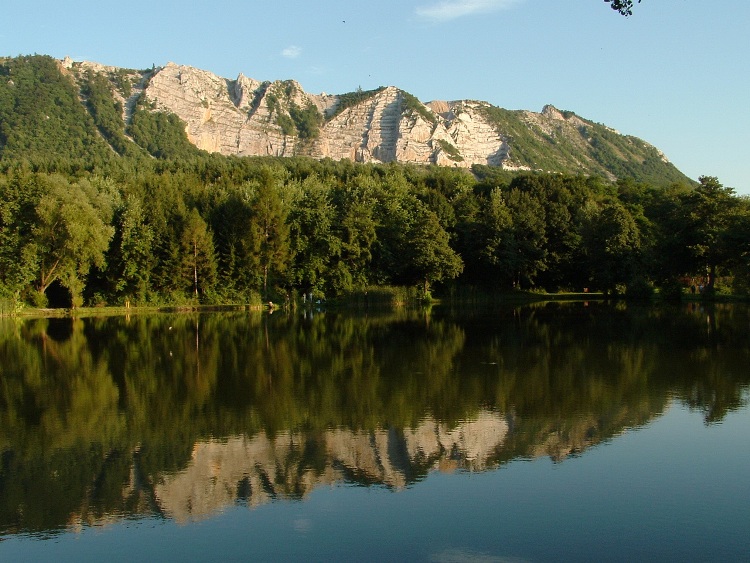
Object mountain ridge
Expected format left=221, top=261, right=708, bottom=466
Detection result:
left=0, top=55, right=691, bottom=185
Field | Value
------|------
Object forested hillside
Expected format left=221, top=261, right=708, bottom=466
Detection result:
left=1, top=55, right=749, bottom=310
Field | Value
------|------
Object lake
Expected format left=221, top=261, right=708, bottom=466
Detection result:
left=1, top=301, right=749, bottom=561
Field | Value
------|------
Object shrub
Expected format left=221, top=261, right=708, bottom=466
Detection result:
left=625, top=277, right=654, bottom=300
left=657, top=280, right=683, bottom=302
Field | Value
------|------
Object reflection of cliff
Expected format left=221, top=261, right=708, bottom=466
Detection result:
left=150, top=396, right=666, bottom=522
left=153, top=411, right=509, bottom=522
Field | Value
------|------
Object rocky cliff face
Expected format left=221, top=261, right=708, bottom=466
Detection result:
left=56, top=58, right=688, bottom=183
left=144, top=62, right=317, bottom=157
left=138, top=63, right=513, bottom=168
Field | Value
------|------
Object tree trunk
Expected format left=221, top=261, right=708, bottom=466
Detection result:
left=193, top=240, right=199, bottom=297
left=263, top=264, right=269, bottom=298
left=707, top=263, right=716, bottom=292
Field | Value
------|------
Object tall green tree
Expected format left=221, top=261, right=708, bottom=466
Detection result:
left=403, top=203, right=464, bottom=295
left=641, top=182, right=694, bottom=287
left=209, top=185, right=256, bottom=298
left=180, top=208, right=217, bottom=299
left=723, top=197, right=750, bottom=293
left=371, top=171, right=415, bottom=285
left=475, top=188, right=514, bottom=287
left=683, top=176, right=739, bottom=292
left=30, top=176, right=115, bottom=307
left=248, top=169, right=291, bottom=298
left=288, top=176, right=341, bottom=296
left=583, top=200, right=642, bottom=292
left=330, top=177, right=378, bottom=293
left=507, top=174, right=592, bottom=290
left=0, top=171, right=42, bottom=304
left=113, top=194, right=155, bottom=303
left=503, top=188, right=548, bottom=288
left=139, top=172, right=188, bottom=297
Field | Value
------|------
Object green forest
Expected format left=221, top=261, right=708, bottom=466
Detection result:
left=1, top=55, right=750, bottom=310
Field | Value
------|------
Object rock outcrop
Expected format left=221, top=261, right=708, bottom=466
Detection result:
left=144, top=62, right=328, bottom=157
left=53, top=57, right=688, bottom=184
left=138, top=63, right=513, bottom=168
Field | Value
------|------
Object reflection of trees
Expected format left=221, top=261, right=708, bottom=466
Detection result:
left=0, top=318, right=127, bottom=534
left=0, top=303, right=749, bottom=534
left=655, top=303, right=750, bottom=423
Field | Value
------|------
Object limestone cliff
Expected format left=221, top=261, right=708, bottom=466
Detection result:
left=54, top=57, right=689, bottom=183
left=139, top=64, right=508, bottom=168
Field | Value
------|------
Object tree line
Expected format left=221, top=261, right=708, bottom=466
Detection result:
left=1, top=154, right=749, bottom=309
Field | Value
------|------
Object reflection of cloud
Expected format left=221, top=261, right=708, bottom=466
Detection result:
left=430, top=548, right=530, bottom=563
left=415, top=0, right=521, bottom=21
left=281, top=45, right=302, bottom=59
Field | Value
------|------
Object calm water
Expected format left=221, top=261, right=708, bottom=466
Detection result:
left=1, top=301, right=749, bottom=561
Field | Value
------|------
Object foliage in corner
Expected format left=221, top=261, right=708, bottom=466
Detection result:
left=606, top=0, right=641, bottom=16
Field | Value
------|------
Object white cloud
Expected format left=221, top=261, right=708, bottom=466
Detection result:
left=415, top=0, right=522, bottom=22
left=281, top=45, right=302, bottom=59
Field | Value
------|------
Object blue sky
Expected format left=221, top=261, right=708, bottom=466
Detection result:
left=4, top=0, right=749, bottom=194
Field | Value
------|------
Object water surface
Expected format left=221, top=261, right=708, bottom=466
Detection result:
left=1, top=302, right=749, bottom=561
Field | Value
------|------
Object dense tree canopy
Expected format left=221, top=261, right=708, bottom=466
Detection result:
left=1, top=152, right=749, bottom=311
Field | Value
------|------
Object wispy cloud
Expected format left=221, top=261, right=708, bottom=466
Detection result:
left=415, top=0, right=522, bottom=22
left=281, top=45, right=302, bottom=59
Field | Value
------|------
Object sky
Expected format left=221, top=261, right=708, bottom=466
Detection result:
left=3, top=0, right=749, bottom=194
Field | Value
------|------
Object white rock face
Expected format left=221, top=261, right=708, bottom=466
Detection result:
left=146, top=63, right=283, bottom=156
left=59, top=58, right=683, bottom=180
left=151, top=411, right=510, bottom=522
left=140, top=64, right=513, bottom=169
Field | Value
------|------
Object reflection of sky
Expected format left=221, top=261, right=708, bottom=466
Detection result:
left=4, top=401, right=749, bottom=561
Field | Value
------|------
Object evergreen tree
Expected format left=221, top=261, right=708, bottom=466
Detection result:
left=684, top=176, right=738, bottom=292
left=403, top=203, right=464, bottom=295
left=288, top=176, right=341, bottom=296
left=480, top=188, right=514, bottom=287
left=0, top=171, right=42, bottom=304
left=180, top=208, right=217, bottom=300
left=114, top=195, right=155, bottom=303
left=583, top=200, right=642, bottom=292
left=248, top=168, right=291, bottom=299
left=330, top=177, right=378, bottom=293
